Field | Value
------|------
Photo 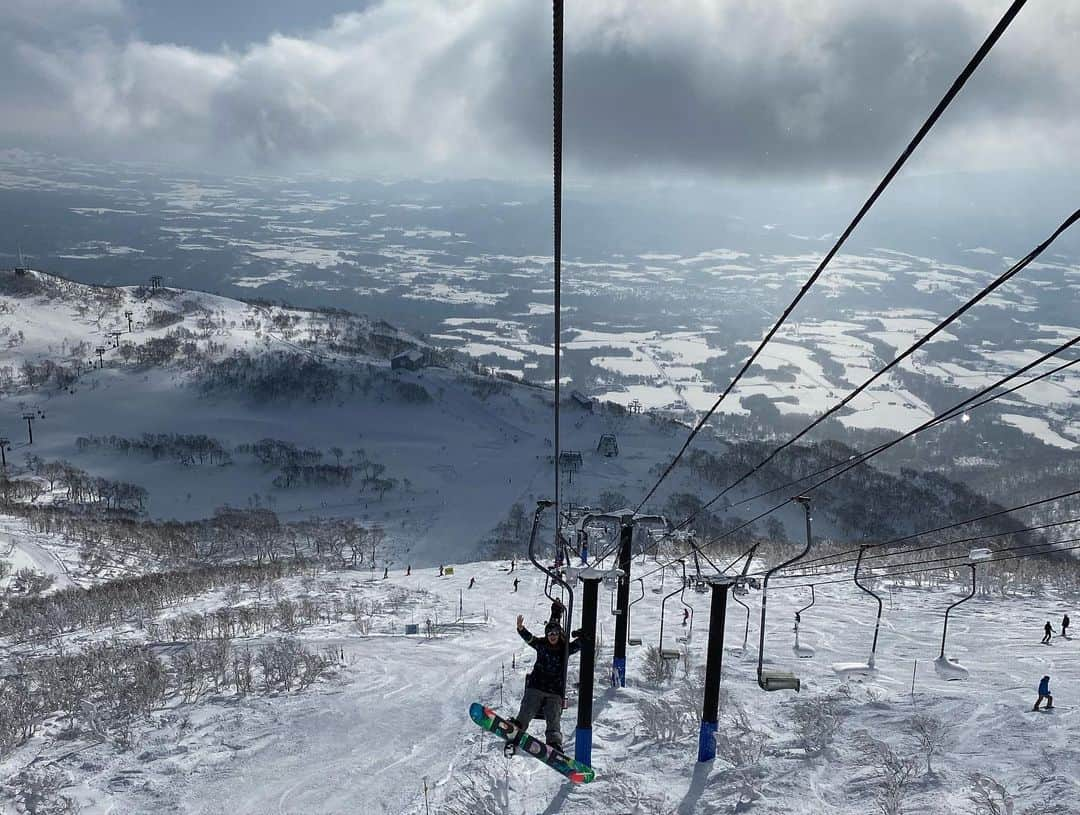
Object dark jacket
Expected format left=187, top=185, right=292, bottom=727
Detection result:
left=1039, top=677, right=1051, bottom=696
left=518, top=626, right=583, bottom=696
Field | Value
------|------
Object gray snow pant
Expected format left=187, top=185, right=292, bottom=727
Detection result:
left=514, top=687, right=563, bottom=749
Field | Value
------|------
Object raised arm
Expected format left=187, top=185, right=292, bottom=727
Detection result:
left=516, top=614, right=537, bottom=647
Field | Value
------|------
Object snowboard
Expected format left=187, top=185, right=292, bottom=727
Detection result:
left=468, top=702, right=595, bottom=783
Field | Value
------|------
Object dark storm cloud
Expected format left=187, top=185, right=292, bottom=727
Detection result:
left=0, top=1, right=1076, bottom=179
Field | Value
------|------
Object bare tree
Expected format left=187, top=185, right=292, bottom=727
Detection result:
left=909, top=713, right=953, bottom=776
left=854, top=730, right=920, bottom=815
left=969, top=774, right=1014, bottom=815
left=790, top=694, right=845, bottom=757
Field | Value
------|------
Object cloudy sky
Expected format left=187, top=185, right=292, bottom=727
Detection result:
left=1, top=0, right=1077, bottom=183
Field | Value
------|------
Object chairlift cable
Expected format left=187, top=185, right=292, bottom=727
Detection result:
left=552, top=0, right=564, bottom=540
left=639, top=320, right=1078, bottom=578
left=663, top=214, right=1079, bottom=540
left=777, top=538, right=1080, bottom=590
left=677, top=329, right=1080, bottom=562
left=723, top=352, right=1080, bottom=514
left=770, top=516, right=1080, bottom=579
left=796, top=485, right=1080, bottom=571
left=632, top=0, right=1029, bottom=515
left=777, top=515, right=1080, bottom=578
left=687, top=209, right=1079, bottom=517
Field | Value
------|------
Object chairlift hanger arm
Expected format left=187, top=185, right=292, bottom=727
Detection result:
left=795, top=584, right=816, bottom=621
left=939, top=563, right=976, bottom=659
left=757, top=497, right=813, bottom=690
left=527, top=499, right=575, bottom=646
left=658, top=560, right=687, bottom=654
left=853, top=546, right=884, bottom=659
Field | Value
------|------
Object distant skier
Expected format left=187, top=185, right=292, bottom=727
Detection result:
left=682, top=608, right=690, bottom=627
left=1063, top=614, right=1071, bottom=638
left=513, top=578, right=520, bottom=593
left=510, top=606, right=586, bottom=752
left=510, top=558, right=515, bottom=573
left=1033, top=675, right=1054, bottom=711
left=468, top=577, right=475, bottom=589
left=406, top=564, right=411, bottom=576
left=383, top=567, right=389, bottom=579
left=1042, top=621, right=1055, bottom=644
left=439, top=565, right=444, bottom=577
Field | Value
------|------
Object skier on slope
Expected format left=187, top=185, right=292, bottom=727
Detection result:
left=510, top=599, right=586, bottom=752
left=1042, top=620, right=1055, bottom=644
left=1062, top=614, right=1070, bottom=638
left=1033, top=675, right=1054, bottom=711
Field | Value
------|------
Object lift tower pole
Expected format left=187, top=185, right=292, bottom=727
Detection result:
left=21, top=414, right=35, bottom=445
left=611, top=512, right=634, bottom=687
left=572, top=568, right=603, bottom=768
left=698, top=575, right=736, bottom=762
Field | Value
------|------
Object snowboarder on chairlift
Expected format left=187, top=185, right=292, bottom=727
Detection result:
left=510, top=599, right=585, bottom=753
left=1042, top=621, right=1055, bottom=644
left=1034, top=675, right=1054, bottom=711
left=1063, top=614, right=1070, bottom=638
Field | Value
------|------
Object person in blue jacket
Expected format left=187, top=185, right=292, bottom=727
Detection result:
left=1033, top=675, right=1053, bottom=711
left=510, top=601, right=586, bottom=751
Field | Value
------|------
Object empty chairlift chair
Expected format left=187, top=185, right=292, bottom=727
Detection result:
left=792, top=585, right=816, bottom=659
left=757, top=497, right=815, bottom=693
left=934, top=548, right=991, bottom=680
left=831, top=546, right=882, bottom=678
left=658, top=561, right=688, bottom=661
left=626, top=578, right=645, bottom=646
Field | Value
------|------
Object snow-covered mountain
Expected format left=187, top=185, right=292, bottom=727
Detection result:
left=2, top=267, right=1079, bottom=814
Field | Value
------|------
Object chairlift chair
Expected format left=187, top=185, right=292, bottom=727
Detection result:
left=934, top=548, right=988, bottom=680
left=757, top=497, right=814, bottom=692
left=658, top=561, right=687, bottom=660
left=830, top=546, right=882, bottom=677
left=626, top=578, right=645, bottom=646
left=792, top=585, right=816, bottom=659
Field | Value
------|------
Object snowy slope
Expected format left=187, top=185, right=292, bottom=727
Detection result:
left=0, top=269, right=825, bottom=571
left=4, top=559, right=1077, bottom=814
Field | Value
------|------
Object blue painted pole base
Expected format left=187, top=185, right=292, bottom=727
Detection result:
left=611, top=656, right=626, bottom=687
left=697, top=720, right=718, bottom=762
left=575, top=727, right=592, bottom=767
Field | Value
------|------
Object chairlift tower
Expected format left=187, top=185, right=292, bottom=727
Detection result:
left=562, top=564, right=622, bottom=768
left=95, top=346, right=106, bottom=368
left=21, top=413, right=35, bottom=445
left=124, top=311, right=134, bottom=333
left=108, top=331, right=122, bottom=349
left=697, top=574, right=738, bottom=762
left=0, top=436, right=9, bottom=469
